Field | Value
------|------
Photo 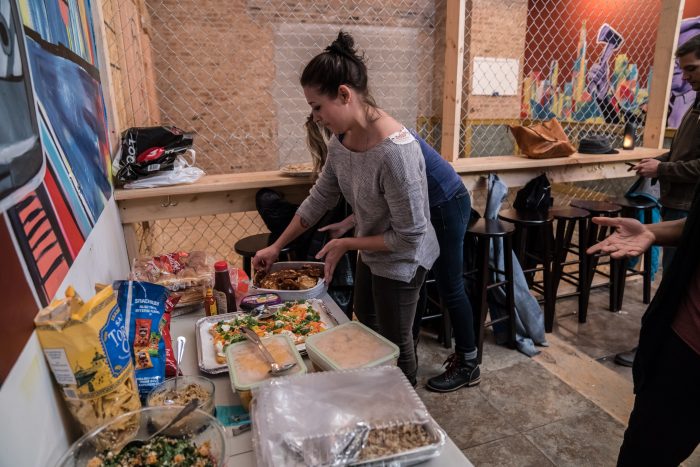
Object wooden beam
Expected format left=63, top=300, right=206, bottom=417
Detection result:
left=91, top=0, right=121, bottom=152
left=440, top=0, right=466, bottom=162
left=122, top=223, right=140, bottom=263
left=643, top=0, right=684, bottom=148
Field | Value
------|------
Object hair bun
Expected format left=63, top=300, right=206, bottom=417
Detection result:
left=325, top=31, right=357, bottom=58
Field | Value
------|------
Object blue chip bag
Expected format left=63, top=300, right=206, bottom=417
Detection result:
left=116, top=280, right=169, bottom=399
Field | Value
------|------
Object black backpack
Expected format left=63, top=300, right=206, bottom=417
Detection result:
left=513, top=173, right=552, bottom=212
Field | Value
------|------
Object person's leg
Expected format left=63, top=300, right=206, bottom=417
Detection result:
left=425, top=192, right=481, bottom=391
left=617, top=330, right=700, bottom=466
left=430, top=191, right=477, bottom=354
left=661, top=207, right=689, bottom=271
left=353, top=254, right=378, bottom=331
left=372, top=267, right=427, bottom=385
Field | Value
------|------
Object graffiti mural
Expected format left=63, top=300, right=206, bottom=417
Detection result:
left=0, top=0, right=111, bottom=383
left=522, top=21, right=650, bottom=126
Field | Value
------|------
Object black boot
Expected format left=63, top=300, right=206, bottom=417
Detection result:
left=426, top=353, right=480, bottom=392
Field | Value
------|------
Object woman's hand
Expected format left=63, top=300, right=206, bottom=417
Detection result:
left=315, top=238, right=349, bottom=283
left=252, top=244, right=281, bottom=273
left=586, top=217, right=655, bottom=258
left=317, top=215, right=355, bottom=239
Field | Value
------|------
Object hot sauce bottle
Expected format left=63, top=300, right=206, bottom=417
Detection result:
left=204, top=287, right=218, bottom=316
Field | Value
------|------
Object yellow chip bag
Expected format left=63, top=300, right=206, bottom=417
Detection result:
left=34, top=285, right=141, bottom=434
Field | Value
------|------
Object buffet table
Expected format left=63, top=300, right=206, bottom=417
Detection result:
left=170, top=292, right=474, bottom=466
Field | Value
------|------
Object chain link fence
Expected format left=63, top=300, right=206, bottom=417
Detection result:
left=102, top=0, right=659, bottom=263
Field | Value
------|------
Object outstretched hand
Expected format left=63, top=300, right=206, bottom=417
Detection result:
left=317, top=215, right=355, bottom=239
left=315, top=238, right=349, bottom=283
left=586, top=217, right=655, bottom=259
left=252, top=245, right=281, bottom=273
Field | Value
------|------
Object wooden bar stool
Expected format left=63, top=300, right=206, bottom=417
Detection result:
left=465, top=219, right=516, bottom=363
left=550, top=206, right=590, bottom=323
left=417, top=271, right=452, bottom=349
left=569, top=199, right=623, bottom=311
left=497, top=208, right=555, bottom=332
left=234, top=233, right=293, bottom=277
left=608, top=197, right=656, bottom=308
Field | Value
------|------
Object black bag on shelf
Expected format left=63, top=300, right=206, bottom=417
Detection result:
left=115, top=126, right=194, bottom=185
left=513, top=173, right=552, bottom=212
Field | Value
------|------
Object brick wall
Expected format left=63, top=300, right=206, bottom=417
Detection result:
left=125, top=1, right=530, bottom=171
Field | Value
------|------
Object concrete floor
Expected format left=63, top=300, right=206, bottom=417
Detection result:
left=414, top=277, right=700, bottom=466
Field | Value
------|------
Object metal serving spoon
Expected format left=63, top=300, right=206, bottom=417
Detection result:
left=241, top=326, right=296, bottom=375
left=121, top=398, right=200, bottom=452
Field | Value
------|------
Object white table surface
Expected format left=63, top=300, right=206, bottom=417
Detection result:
left=171, top=293, right=473, bottom=466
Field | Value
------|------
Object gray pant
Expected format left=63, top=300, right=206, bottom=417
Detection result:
left=353, top=254, right=426, bottom=384
left=661, top=207, right=689, bottom=272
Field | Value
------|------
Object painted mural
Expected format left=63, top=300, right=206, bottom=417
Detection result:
left=521, top=21, right=650, bottom=126
left=0, top=0, right=111, bottom=383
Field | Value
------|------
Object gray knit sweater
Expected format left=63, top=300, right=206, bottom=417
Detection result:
left=296, top=128, right=439, bottom=282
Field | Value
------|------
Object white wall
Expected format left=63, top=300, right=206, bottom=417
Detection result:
left=0, top=197, right=130, bottom=467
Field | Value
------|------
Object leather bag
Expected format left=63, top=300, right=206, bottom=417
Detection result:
left=509, top=119, right=576, bottom=159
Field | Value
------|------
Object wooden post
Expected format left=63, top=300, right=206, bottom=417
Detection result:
left=91, top=0, right=121, bottom=152
left=440, top=0, right=466, bottom=162
left=643, top=0, right=684, bottom=149
left=123, top=223, right=140, bottom=263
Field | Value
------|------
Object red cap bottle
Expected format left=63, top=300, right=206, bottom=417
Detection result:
left=213, top=260, right=237, bottom=313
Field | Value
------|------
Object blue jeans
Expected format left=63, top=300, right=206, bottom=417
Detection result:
left=660, top=207, right=688, bottom=272
left=418, top=187, right=477, bottom=354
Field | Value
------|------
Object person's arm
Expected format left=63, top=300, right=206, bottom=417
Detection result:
left=646, top=217, right=686, bottom=246
left=586, top=217, right=686, bottom=259
left=379, top=144, right=430, bottom=256
left=657, top=157, right=700, bottom=182
left=252, top=215, right=309, bottom=271
left=253, top=159, right=341, bottom=271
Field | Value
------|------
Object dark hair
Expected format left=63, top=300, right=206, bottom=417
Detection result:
left=300, top=31, right=376, bottom=107
left=676, top=33, right=700, bottom=58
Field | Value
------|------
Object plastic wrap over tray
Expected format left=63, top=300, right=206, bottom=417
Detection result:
left=251, top=366, right=445, bottom=466
left=250, top=261, right=328, bottom=301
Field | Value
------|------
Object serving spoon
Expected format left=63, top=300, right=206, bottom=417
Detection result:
left=241, top=326, right=296, bottom=375
left=121, top=398, right=199, bottom=452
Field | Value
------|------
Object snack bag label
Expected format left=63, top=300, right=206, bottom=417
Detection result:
left=43, top=348, right=77, bottom=385
left=116, top=280, right=168, bottom=399
left=100, top=302, right=131, bottom=377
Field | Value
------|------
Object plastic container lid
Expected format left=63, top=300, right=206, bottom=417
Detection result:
left=226, top=333, right=306, bottom=391
left=305, top=321, right=399, bottom=371
left=214, top=261, right=228, bottom=272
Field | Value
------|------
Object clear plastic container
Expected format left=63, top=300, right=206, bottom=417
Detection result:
left=146, top=375, right=216, bottom=416
left=226, top=333, right=306, bottom=410
left=305, top=321, right=399, bottom=371
left=250, top=366, right=445, bottom=466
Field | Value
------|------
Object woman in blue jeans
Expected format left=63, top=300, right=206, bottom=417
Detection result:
left=319, top=129, right=479, bottom=392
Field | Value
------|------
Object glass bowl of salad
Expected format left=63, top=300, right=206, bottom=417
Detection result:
left=56, top=405, right=227, bottom=466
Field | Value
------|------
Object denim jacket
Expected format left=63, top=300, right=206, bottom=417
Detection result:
left=484, top=174, right=548, bottom=357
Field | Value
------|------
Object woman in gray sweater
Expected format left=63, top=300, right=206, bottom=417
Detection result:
left=253, top=31, right=438, bottom=384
